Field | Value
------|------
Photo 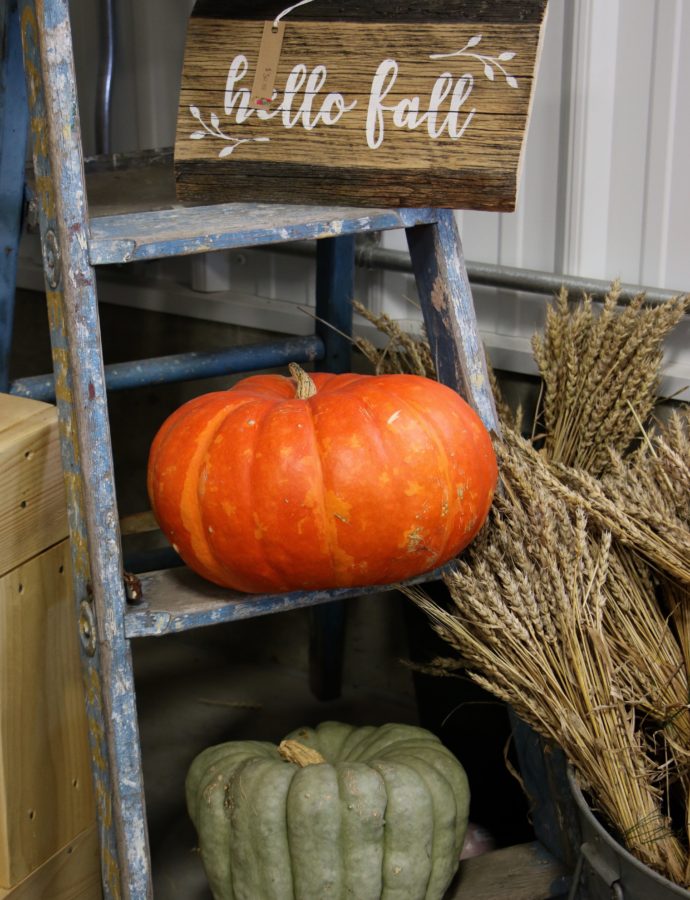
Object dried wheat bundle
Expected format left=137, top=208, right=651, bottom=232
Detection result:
left=536, top=408, right=690, bottom=584
left=602, top=550, right=690, bottom=763
left=534, top=459, right=690, bottom=585
left=646, top=410, right=690, bottom=523
left=532, top=284, right=689, bottom=477
left=360, top=284, right=690, bottom=882
left=407, top=429, right=687, bottom=882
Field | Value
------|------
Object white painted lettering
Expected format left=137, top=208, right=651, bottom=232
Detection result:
left=367, top=59, right=399, bottom=149
left=218, top=51, right=484, bottom=153
left=223, top=55, right=253, bottom=122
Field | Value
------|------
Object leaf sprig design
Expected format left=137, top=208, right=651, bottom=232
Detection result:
left=189, top=106, right=270, bottom=157
left=430, top=35, right=518, bottom=89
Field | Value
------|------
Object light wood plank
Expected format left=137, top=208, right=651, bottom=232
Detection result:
left=0, top=826, right=101, bottom=900
left=0, top=395, right=67, bottom=578
left=448, top=842, right=568, bottom=899
left=0, top=541, right=95, bottom=888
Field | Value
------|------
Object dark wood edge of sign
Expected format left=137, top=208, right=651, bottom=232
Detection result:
left=174, top=160, right=517, bottom=212
left=191, top=0, right=548, bottom=25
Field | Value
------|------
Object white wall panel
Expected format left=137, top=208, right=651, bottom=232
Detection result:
left=648, top=1, right=690, bottom=291
left=559, top=0, right=621, bottom=278
left=604, top=2, right=656, bottom=283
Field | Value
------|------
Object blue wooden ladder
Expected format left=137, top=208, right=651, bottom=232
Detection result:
left=11, top=1, right=548, bottom=898
left=0, top=0, right=27, bottom=392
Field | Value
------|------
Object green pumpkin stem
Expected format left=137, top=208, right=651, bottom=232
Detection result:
left=278, top=739, right=326, bottom=767
left=289, top=363, right=318, bottom=400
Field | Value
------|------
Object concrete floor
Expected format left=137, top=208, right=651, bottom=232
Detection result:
left=10, top=287, right=535, bottom=896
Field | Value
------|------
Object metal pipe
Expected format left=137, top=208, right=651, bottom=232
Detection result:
left=267, top=240, right=686, bottom=307
left=9, top=335, right=324, bottom=403
left=95, top=0, right=115, bottom=154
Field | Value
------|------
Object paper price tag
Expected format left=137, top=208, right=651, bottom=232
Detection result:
left=250, top=21, right=286, bottom=109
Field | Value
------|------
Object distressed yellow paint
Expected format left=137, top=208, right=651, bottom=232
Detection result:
left=30, top=121, right=48, bottom=162
left=34, top=172, right=55, bottom=218
left=20, top=8, right=40, bottom=104
left=101, top=842, right=121, bottom=899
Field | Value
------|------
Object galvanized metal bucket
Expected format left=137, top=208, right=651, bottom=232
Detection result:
left=567, top=770, right=690, bottom=900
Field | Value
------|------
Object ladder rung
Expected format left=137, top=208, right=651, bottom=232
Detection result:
left=88, top=203, right=440, bottom=265
left=124, top=564, right=454, bottom=639
left=9, top=335, right=324, bottom=402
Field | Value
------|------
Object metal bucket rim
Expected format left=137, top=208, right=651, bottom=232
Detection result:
left=567, top=768, right=690, bottom=898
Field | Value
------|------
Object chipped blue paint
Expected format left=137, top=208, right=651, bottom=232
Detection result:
left=0, top=0, right=28, bottom=391
left=88, top=204, right=440, bottom=265
left=406, top=208, right=499, bottom=432
left=125, top=563, right=458, bottom=640
left=10, top=334, right=325, bottom=401
left=19, top=1, right=149, bottom=896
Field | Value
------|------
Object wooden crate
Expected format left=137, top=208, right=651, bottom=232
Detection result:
left=0, top=395, right=100, bottom=896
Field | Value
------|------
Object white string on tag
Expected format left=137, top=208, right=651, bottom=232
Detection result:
left=272, top=0, right=317, bottom=31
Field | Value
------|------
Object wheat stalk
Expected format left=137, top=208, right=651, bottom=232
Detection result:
left=533, top=286, right=689, bottom=476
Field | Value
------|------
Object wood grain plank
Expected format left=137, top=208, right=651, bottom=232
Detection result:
left=0, top=541, right=95, bottom=887
left=175, top=12, right=549, bottom=209
left=175, top=163, right=517, bottom=211
left=447, top=842, right=568, bottom=899
left=0, top=395, right=67, bottom=578
left=0, top=826, right=101, bottom=900
left=193, top=1, right=549, bottom=25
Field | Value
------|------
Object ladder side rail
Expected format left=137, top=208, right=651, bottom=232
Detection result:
left=308, top=234, right=356, bottom=701
left=407, top=211, right=580, bottom=868
left=0, top=0, right=28, bottom=391
left=405, top=209, right=499, bottom=432
left=18, top=1, right=151, bottom=897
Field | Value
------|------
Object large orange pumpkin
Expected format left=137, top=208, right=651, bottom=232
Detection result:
left=147, top=366, right=497, bottom=593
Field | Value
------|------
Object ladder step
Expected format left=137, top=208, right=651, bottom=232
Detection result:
left=27, top=150, right=441, bottom=266
left=124, top=564, right=454, bottom=639
left=88, top=203, right=439, bottom=265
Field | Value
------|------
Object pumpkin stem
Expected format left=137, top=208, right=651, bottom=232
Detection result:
left=289, top=363, right=318, bottom=400
left=278, top=739, right=326, bottom=767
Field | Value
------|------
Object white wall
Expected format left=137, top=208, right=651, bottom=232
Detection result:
left=19, top=0, right=690, bottom=396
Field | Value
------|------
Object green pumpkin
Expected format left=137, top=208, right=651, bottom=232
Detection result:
left=186, top=721, right=470, bottom=900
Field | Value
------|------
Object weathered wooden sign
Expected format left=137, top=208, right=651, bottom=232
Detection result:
left=174, top=1, right=549, bottom=210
